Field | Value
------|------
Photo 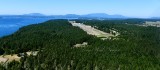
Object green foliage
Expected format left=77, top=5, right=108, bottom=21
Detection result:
left=0, top=19, right=160, bottom=69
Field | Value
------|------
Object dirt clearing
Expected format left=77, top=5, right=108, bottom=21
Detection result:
left=0, top=51, right=38, bottom=64
left=69, top=21, right=114, bottom=39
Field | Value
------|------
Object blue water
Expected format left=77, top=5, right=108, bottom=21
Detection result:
left=0, top=17, right=53, bottom=37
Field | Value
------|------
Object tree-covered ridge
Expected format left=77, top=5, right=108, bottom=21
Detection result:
left=0, top=20, right=90, bottom=54
left=0, top=19, right=160, bottom=70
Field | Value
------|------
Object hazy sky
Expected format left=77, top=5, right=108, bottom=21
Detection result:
left=0, top=0, right=160, bottom=18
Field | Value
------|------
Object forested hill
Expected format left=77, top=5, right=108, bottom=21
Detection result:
left=0, top=19, right=160, bottom=70
left=0, top=19, right=90, bottom=54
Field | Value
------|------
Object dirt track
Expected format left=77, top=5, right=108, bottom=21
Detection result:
left=69, top=21, right=114, bottom=38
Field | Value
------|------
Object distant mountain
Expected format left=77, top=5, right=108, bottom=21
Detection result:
left=82, top=13, right=127, bottom=18
left=56, top=13, right=127, bottom=19
left=64, top=14, right=80, bottom=18
left=151, top=17, right=160, bottom=19
left=0, top=13, right=128, bottom=19
left=83, top=13, right=109, bottom=17
left=23, top=13, right=45, bottom=16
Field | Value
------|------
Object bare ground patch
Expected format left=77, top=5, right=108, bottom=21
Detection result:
left=0, top=51, right=38, bottom=64
left=69, top=21, right=114, bottom=39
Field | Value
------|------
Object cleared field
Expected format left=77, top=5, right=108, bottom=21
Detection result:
left=0, top=51, right=38, bottom=64
left=143, top=21, right=160, bottom=27
left=69, top=21, right=114, bottom=39
left=0, top=54, right=20, bottom=64
left=73, top=42, right=88, bottom=48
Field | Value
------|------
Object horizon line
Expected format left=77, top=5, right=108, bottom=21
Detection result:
left=0, top=13, right=158, bottom=18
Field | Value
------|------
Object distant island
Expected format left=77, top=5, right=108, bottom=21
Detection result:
left=0, top=13, right=128, bottom=19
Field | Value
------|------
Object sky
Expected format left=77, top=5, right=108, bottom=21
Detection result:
left=0, top=0, right=160, bottom=18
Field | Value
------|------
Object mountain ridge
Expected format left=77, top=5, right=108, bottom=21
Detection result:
left=0, top=13, right=127, bottom=19
left=1, top=13, right=160, bottom=19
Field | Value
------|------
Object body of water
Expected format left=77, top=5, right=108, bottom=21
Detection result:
left=0, top=17, right=53, bottom=37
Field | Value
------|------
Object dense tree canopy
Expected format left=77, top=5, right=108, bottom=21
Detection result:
left=0, top=19, right=160, bottom=70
